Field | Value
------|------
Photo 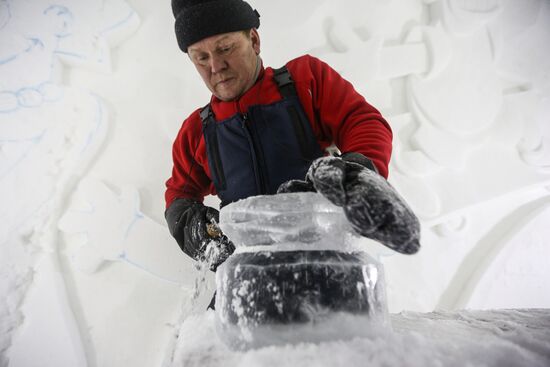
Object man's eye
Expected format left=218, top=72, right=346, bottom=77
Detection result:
left=220, top=45, right=233, bottom=53
left=196, top=55, right=208, bottom=63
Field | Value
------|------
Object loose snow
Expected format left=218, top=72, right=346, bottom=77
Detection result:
left=169, top=309, right=550, bottom=367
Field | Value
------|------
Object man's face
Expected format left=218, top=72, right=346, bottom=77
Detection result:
left=188, top=29, right=260, bottom=101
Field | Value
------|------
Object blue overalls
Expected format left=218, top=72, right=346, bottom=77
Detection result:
left=201, top=66, right=324, bottom=207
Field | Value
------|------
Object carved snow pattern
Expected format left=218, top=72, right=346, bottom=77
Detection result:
left=0, top=0, right=139, bottom=365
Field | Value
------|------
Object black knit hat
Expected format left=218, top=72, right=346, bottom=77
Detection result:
left=172, top=0, right=260, bottom=53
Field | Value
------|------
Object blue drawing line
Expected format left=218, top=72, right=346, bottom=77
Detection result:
left=27, top=38, right=45, bottom=50
left=79, top=94, right=105, bottom=155
left=16, top=88, right=43, bottom=108
left=0, top=82, right=63, bottom=113
left=43, top=4, right=70, bottom=17
left=0, top=130, right=45, bottom=143
left=54, top=50, right=86, bottom=59
left=118, top=254, right=181, bottom=286
left=0, top=36, right=60, bottom=113
left=56, top=32, right=72, bottom=39
left=0, top=54, right=16, bottom=65
left=0, top=130, right=46, bottom=179
left=124, top=211, right=144, bottom=240
left=43, top=2, right=73, bottom=38
left=0, top=38, right=44, bottom=65
left=100, top=11, right=136, bottom=35
left=123, top=186, right=147, bottom=240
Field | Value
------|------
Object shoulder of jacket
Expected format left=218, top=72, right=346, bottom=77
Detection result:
left=177, top=107, right=205, bottom=137
left=285, top=54, right=310, bottom=70
left=286, top=54, right=326, bottom=68
left=285, top=55, right=332, bottom=83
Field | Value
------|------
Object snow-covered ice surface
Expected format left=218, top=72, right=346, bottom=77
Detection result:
left=169, top=309, right=550, bottom=367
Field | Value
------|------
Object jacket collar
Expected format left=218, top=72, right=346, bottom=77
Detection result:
left=209, top=64, right=268, bottom=120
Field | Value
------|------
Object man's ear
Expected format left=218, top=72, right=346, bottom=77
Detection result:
left=250, top=28, right=260, bottom=55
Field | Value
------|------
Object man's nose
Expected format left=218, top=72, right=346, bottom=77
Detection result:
left=210, top=54, right=228, bottom=73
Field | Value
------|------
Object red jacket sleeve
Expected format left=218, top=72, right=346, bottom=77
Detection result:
left=296, top=55, right=393, bottom=178
left=164, top=111, right=212, bottom=208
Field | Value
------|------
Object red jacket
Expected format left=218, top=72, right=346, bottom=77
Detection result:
left=165, top=54, right=393, bottom=208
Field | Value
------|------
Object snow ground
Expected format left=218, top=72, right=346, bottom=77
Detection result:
left=169, top=309, right=550, bottom=367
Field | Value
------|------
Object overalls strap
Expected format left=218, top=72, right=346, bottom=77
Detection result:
left=272, top=66, right=297, bottom=98
left=200, top=66, right=323, bottom=206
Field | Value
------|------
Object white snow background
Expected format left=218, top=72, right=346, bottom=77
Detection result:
left=1, top=0, right=550, bottom=366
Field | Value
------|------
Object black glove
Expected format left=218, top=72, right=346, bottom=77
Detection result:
left=278, top=153, right=420, bottom=254
left=165, top=198, right=235, bottom=270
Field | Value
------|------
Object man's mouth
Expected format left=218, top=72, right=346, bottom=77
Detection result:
left=216, top=78, right=234, bottom=87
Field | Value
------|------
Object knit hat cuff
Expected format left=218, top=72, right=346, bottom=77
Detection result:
left=174, top=0, right=260, bottom=53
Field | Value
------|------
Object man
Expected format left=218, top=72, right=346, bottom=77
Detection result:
left=165, top=0, right=420, bottom=271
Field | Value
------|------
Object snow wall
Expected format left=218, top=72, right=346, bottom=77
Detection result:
left=1, top=0, right=549, bottom=366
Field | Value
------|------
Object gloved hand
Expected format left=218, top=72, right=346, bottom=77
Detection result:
left=278, top=153, right=420, bottom=254
left=165, top=198, right=235, bottom=270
